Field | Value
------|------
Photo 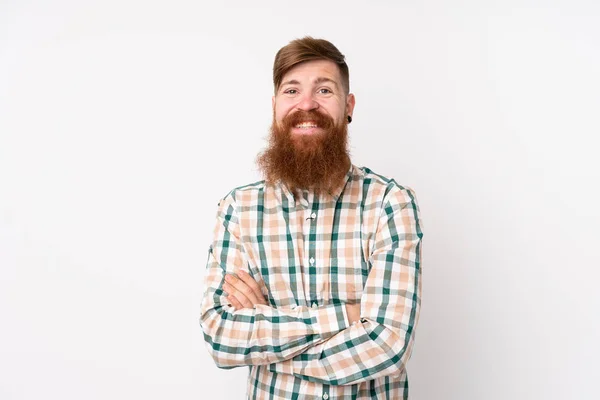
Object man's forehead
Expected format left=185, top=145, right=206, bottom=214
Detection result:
left=281, top=60, right=341, bottom=85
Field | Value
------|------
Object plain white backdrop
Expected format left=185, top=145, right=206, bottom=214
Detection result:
left=1, top=1, right=599, bottom=399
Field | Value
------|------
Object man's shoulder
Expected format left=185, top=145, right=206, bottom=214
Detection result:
left=354, top=165, right=416, bottom=196
left=217, top=179, right=267, bottom=206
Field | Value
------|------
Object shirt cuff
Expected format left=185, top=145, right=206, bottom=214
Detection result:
left=311, top=302, right=349, bottom=339
left=268, top=303, right=349, bottom=376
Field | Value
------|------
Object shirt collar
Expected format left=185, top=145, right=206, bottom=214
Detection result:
left=327, top=164, right=354, bottom=201
left=277, top=164, right=355, bottom=206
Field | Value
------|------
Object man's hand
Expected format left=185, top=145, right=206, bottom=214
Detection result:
left=345, top=303, right=361, bottom=324
left=223, top=270, right=268, bottom=310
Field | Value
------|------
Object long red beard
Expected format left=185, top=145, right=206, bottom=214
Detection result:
left=256, top=110, right=351, bottom=196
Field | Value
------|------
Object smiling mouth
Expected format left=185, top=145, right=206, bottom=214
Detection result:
left=294, top=121, right=319, bottom=129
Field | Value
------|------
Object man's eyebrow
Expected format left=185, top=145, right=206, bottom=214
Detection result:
left=280, top=79, right=301, bottom=87
left=280, top=77, right=339, bottom=88
left=314, top=77, right=339, bottom=88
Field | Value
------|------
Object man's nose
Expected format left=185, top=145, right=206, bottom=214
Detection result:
left=295, top=93, right=319, bottom=111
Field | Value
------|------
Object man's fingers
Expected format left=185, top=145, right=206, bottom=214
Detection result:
left=224, top=282, right=254, bottom=309
left=228, top=295, right=243, bottom=311
left=223, top=271, right=268, bottom=310
left=345, top=303, right=361, bottom=324
left=225, top=273, right=262, bottom=305
left=238, top=270, right=268, bottom=305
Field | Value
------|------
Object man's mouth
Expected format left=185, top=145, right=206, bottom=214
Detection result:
left=294, top=121, right=318, bottom=129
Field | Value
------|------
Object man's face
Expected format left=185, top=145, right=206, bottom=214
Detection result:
left=258, top=59, right=355, bottom=194
left=272, top=59, right=355, bottom=137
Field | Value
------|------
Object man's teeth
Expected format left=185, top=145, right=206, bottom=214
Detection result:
left=295, top=122, right=318, bottom=128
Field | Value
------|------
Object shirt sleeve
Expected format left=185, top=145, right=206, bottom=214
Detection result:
left=267, top=186, right=424, bottom=385
left=199, top=192, right=350, bottom=369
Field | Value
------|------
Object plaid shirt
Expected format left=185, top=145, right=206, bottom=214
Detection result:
left=200, top=165, right=423, bottom=399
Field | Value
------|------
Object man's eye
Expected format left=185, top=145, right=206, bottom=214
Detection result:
left=284, top=89, right=297, bottom=95
left=318, top=88, right=332, bottom=94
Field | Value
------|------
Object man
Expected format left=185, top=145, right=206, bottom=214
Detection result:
left=200, top=37, right=423, bottom=399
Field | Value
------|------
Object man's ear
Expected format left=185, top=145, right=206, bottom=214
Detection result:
left=346, top=93, right=356, bottom=120
left=272, top=96, right=275, bottom=112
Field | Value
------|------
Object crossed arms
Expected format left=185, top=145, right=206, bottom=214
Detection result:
left=199, top=187, right=423, bottom=386
left=222, top=271, right=361, bottom=323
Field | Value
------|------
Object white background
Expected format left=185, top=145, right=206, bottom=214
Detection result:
left=1, top=1, right=599, bottom=399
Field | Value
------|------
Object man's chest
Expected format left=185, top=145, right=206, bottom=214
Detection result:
left=237, top=200, right=379, bottom=306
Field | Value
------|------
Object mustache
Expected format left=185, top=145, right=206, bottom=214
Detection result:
left=281, top=110, right=335, bottom=131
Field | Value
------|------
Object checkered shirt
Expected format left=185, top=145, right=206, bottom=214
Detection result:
left=200, top=165, right=423, bottom=399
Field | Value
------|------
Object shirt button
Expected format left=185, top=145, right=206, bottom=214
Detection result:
left=309, top=257, right=315, bottom=265
left=323, top=394, right=329, bottom=400
left=312, top=302, right=318, bottom=309
left=310, top=212, right=316, bottom=219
